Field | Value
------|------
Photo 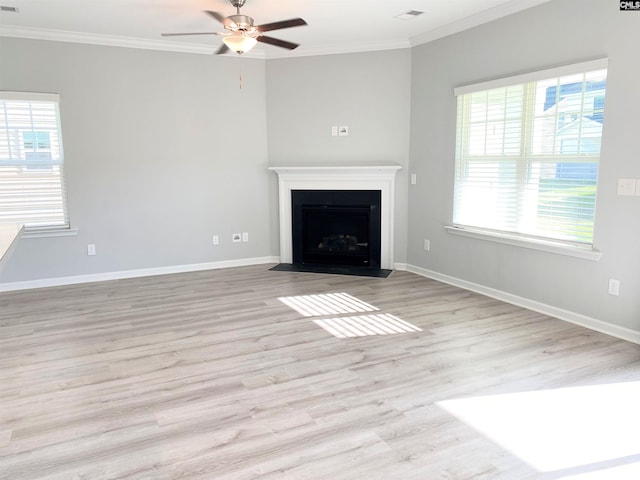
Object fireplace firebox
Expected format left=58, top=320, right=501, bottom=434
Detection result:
left=292, top=190, right=381, bottom=269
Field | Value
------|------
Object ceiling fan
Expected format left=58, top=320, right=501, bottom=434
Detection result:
left=161, top=0, right=307, bottom=55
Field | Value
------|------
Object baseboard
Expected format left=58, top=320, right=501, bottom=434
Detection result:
left=0, top=256, right=280, bottom=293
left=406, top=264, right=640, bottom=345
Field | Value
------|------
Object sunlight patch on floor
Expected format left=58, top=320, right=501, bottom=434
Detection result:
left=279, top=292, right=421, bottom=339
left=313, top=314, right=422, bottom=338
left=278, top=292, right=379, bottom=317
left=437, top=381, right=640, bottom=475
left=559, top=460, right=640, bottom=480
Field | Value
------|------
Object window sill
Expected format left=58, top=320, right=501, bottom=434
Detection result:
left=22, top=227, right=79, bottom=239
left=445, top=225, right=602, bottom=261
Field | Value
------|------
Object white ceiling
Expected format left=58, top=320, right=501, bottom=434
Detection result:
left=0, top=0, right=552, bottom=58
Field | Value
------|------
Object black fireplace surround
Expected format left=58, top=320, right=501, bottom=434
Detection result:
left=291, top=190, right=382, bottom=270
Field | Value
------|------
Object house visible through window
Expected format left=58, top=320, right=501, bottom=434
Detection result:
left=23, top=131, right=53, bottom=171
left=453, top=59, right=607, bottom=246
left=23, top=131, right=51, bottom=150
left=0, top=92, right=69, bottom=229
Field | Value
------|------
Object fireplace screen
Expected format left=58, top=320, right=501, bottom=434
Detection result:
left=302, top=206, right=370, bottom=266
left=292, top=190, right=381, bottom=269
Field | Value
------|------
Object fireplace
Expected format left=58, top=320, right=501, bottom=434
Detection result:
left=292, top=190, right=381, bottom=269
left=268, top=165, right=401, bottom=271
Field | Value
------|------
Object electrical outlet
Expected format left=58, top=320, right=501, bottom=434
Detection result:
left=411, top=173, right=417, bottom=185
left=87, top=244, right=96, bottom=256
left=212, top=235, right=219, bottom=245
left=232, top=233, right=241, bottom=243
left=331, top=126, right=338, bottom=137
left=242, top=232, right=249, bottom=242
left=608, top=278, right=620, bottom=296
left=423, top=239, right=430, bottom=251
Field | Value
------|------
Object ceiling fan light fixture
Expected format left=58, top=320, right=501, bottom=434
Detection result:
left=162, top=1, right=306, bottom=55
left=222, top=32, right=257, bottom=54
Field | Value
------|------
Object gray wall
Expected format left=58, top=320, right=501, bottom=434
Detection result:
left=265, top=50, right=412, bottom=264
left=2, top=0, right=638, bottom=335
left=0, top=38, right=271, bottom=282
left=0, top=41, right=411, bottom=282
left=408, top=0, right=640, bottom=330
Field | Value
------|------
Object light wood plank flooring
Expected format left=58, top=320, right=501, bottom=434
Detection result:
left=1, top=265, right=639, bottom=479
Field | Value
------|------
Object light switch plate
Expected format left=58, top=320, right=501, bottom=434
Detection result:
left=617, top=178, right=636, bottom=196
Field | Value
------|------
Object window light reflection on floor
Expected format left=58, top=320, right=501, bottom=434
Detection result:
left=278, top=292, right=379, bottom=317
left=278, top=292, right=421, bottom=338
left=437, top=381, right=640, bottom=478
left=314, top=314, right=422, bottom=338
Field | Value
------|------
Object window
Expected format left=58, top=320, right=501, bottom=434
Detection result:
left=0, top=92, right=69, bottom=230
left=453, top=59, right=607, bottom=246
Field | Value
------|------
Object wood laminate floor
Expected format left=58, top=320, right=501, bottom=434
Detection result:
left=1, top=265, right=639, bottom=479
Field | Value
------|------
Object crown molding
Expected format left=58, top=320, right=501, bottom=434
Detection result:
left=0, top=25, right=410, bottom=59
left=265, top=38, right=411, bottom=59
left=1, top=0, right=550, bottom=59
left=0, top=25, right=267, bottom=58
left=410, top=0, right=553, bottom=47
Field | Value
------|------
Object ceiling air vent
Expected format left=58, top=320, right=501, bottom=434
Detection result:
left=394, top=10, right=424, bottom=20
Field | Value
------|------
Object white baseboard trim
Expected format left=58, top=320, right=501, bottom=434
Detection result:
left=0, top=256, right=280, bottom=293
left=5, top=258, right=637, bottom=345
left=406, top=264, right=640, bottom=345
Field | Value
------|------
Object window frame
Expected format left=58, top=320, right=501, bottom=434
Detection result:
left=449, top=59, right=607, bottom=260
left=0, top=91, right=73, bottom=234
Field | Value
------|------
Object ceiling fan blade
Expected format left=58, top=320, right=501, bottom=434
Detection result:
left=215, top=43, right=230, bottom=55
left=205, top=10, right=237, bottom=29
left=256, top=18, right=307, bottom=33
left=257, top=35, right=299, bottom=50
left=161, top=32, right=223, bottom=37
left=205, top=10, right=227, bottom=25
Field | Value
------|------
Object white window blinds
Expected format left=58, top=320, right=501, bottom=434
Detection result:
left=0, top=92, right=69, bottom=229
left=453, top=59, right=607, bottom=246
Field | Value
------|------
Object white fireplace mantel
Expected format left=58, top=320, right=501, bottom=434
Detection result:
left=268, top=165, right=402, bottom=270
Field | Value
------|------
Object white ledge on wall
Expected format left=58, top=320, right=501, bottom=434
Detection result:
left=268, top=165, right=402, bottom=270
left=0, top=223, right=24, bottom=273
left=268, top=165, right=402, bottom=176
left=445, top=225, right=602, bottom=261
left=22, top=227, right=79, bottom=239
